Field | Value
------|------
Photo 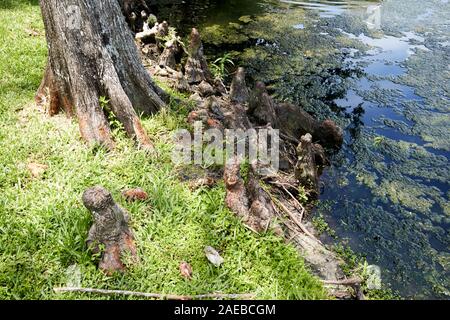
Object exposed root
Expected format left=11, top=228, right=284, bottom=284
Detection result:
left=185, top=28, right=212, bottom=84
left=83, top=186, right=138, bottom=275
left=268, top=190, right=317, bottom=241
left=103, top=68, right=155, bottom=151
left=36, top=63, right=74, bottom=117
left=76, top=88, right=115, bottom=150
left=224, top=157, right=280, bottom=234
left=230, top=67, right=250, bottom=104
left=295, top=133, right=320, bottom=194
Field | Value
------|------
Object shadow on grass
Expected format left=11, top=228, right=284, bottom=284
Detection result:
left=0, top=0, right=39, bottom=10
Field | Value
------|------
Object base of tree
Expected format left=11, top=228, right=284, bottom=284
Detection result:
left=38, top=0, right=167, bottom=150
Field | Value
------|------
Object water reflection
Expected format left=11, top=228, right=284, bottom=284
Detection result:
left=149, top=0, right=269, bottom=33
left=280, top=0, right=381, bottom=22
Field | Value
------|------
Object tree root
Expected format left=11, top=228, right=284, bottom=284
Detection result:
left=54, top=287, right=255, bottom=300
left=83, top=186, right=138, bottom=275
left=224, top=157, right=281, bottom=234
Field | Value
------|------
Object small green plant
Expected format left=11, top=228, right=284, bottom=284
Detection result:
left=210, top=53, right=235, bottom=80
left=240, top=158, right=251, bottom=184
left=312, top=214, right=336, bottom=238
left=332, top=243, right=364, bottom=276
left=147, top=14, right=158, bottom=27
left=157, top=27, right=181, bottom=48
left=99, top=96, right=125, bottom=136
left=99, top=95, right=109, bottom=109
left=155, top=26, right=188, bottom=54
left=297, top=185, right=309, bottom=204
left=373, top=136, right=385, bottom=147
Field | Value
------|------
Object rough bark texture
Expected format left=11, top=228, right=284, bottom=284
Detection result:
left=248, top=82, right=343, bottom=148
left=230, top=67, right=249, bottom=104
left=38, top=0, right=166, bottom=149
left=295, top=134, right=319, bottom=193
left=184, top=28, right=212, bottom=84
left=159, top=39, right=179, bottom=69
left=224, top=158, right=280, bottom=234
left=83, top=186, right=137, bottom=274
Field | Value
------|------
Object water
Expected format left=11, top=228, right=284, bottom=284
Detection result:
left=313, top=0, right=450, bottom=299
left=280, top=0, right=380, bottom=18
left=152, top=0, right=450, bottom=298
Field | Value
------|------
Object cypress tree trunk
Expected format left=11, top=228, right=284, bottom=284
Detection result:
left=37, top=0, right=166, bottom=149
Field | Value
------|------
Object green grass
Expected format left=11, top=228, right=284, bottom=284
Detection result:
left=0, top=2, right=327, bottom=300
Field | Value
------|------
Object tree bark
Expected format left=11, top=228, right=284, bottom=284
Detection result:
left=83, top=186, right=138, bottom=274
left=248, top=82, right=343, bottom=148
left=37, top=0, right=166, bottom=149
left=230, top=67, right=249, bottom=104
left=295, top=133, right=319, bottom=193
left=184, top=28, right=212, bottom=84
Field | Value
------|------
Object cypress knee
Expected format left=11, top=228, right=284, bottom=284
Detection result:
left=83, top=186, right=138, bottom=274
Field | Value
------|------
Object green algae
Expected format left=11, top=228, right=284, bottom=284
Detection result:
left=199, top=10, right=365, bottom=122
left=201, top=23, right=249, bottom=46
left=374, top=179, right=435, bottom=213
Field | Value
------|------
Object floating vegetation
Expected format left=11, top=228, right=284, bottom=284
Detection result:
left=317, top=0, right=450, bottom=298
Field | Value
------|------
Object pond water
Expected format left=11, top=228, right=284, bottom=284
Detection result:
left=152, top=0, right=450, bottom=299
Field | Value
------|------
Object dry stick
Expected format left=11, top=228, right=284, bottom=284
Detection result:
left=268, top=192, right=319, bottom=242
left=266, top=179, right=298, bottom=195
left=280, top=185, right=305, bottom=223
left=278, top=200, right=317, bottom=241
left=54, top=287, right=255, bottom=300
left=243, top=223, right=260, bottom=235
left=322, top=277, right=362, bottom=286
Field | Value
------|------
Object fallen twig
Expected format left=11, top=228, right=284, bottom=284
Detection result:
left=54, top=287, right=255, bottom=300
left=278, top=200, right=316, bottom=240
left=269, top=193, right=319, bottom=242
left=280, top=185, right=305, bottom=223
left=243, top=223, right=260, bottom=235
left=322, top=277, right=362, bottom=286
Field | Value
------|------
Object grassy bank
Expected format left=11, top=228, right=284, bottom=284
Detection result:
left=0, top=1, right=327, bottom=299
